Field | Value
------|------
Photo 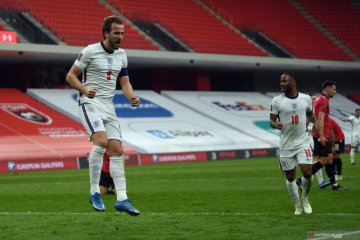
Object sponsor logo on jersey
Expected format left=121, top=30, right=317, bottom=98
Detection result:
left=113, top=94, right=172, bottom=118
left=212, top=101, right=267, bottom=111
left=0, top=103, right=52, bottom=125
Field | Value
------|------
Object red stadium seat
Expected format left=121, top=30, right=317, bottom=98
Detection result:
left=298, top=0, right=360, bottom=57
left=107, top=0, right=268, bottom=56
left=202, top=0, right=353, bottom=61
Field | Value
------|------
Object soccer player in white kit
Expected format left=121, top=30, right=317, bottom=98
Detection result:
left=270, top=73, right=314, bottom=215
left=341, top=108, right=360, bottom=165
left=66, top=16, right=140, bottom=215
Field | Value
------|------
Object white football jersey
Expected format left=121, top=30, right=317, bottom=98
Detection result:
left=348, top=115, right=360, bottom=136
left=74, top=42, right=128, bottom=104
left=271, top=92, right=312, bottom=150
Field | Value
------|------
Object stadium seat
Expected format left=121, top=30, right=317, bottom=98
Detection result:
left=347, top=92, right=360, bottom=105
left=0, top=0, right=159, bottom=49
left=107, top=0, right=268, bottom=56
left=202, top=0, right=353, bottom=61
left=297, top=0, right=360, bottom=57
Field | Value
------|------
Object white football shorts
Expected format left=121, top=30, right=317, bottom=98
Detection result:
left=279, top=146, right=313, bottom=171
left=78, top=102, right=122, bottom=141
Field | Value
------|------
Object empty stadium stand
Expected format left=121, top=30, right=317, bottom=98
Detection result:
left=347, top=92, right=360, bottom=105
left=0, top=0, right=159, bottom=49
left=107, top=0, right=268, bottom=56
left=0, top=0, right=357, bottom=61
left=298, top=0, right=360, bottom=57
left=202, top=0, right=353, bottom=61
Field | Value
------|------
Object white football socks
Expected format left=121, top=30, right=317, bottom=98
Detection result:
left=110, top=155, right=128, bottom=201
left=301, top=177, right=312, bottom=200
left=314, top=167, right=324, bottom=184
left=350, top=148, right=355, bottom=164
left=88, top=145, right=106, bottom=195
left=286, top=179, right=300, bottom=205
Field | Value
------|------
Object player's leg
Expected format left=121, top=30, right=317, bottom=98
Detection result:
left=299, top=164, right=312, bottom=214
left=100, top=171, right=112, bottom=195
left=333, top=149, right=342, bottom=180
left=106, top=117, right=140, bottom=216
left=350, top=135, right=358, bottom=165
left=107, top=139, right=127, bottom=201
left=280, top=154, right=302, bottom=214
left=310, top=138, right=325, bottom=185
left=318, top=140, right=339, bottom=189
left=313, top=156, right=330, bottom=188
left=350, top=147, right=356, bottom=165
left=90, top=132, right=107, bottom=193
left=335, top=156, right=342, bottom=180
left=297, top=147, right=312, bottom=214
left=312, top=138, right=324, bottom=175
left=78, top=103, right=107, bottom=211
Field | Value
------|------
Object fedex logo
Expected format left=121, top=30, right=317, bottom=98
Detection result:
left=212, top=101, right=267, bottom=111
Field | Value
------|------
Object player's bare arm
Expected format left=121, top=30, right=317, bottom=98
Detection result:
left=119, top=76, right=140, bottom=106
left=269, top=113, right=283, bottom=130
left=66, top=65, right=97, bottom=98
left=318, top=111, right=326, bottom=146
left=306, top=109, right=316, bottom=124
left=340, top=117, right=350, bottom=122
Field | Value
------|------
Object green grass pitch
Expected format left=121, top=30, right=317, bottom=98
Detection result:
left=0, top=156, right=359, bottom=240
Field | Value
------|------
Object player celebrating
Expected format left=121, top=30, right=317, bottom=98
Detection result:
left=66, top=16, right=140, bottom=215
left=270, top=73, right=314, bottom=215
left=341, top=108, right=360, bottom=165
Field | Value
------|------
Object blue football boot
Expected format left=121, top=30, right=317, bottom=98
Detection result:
left=319, top=180, right=331, bottom=189
left=89, top=192, right=106, bottom=212
left=115, top=199, right=140, bottom=216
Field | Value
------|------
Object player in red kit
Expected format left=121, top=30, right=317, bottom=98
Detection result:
left=329, top=117, right=345, bottom=181
left=312, top=80, right=342, bottom=190
left=100, top=152, right=115, bottom=195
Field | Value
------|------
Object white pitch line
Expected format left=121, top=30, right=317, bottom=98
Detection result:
left=0, top=212, right=359, bottom=216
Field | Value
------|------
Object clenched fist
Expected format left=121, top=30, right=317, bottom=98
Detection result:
left=131, top=97, right=140, bottom=107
